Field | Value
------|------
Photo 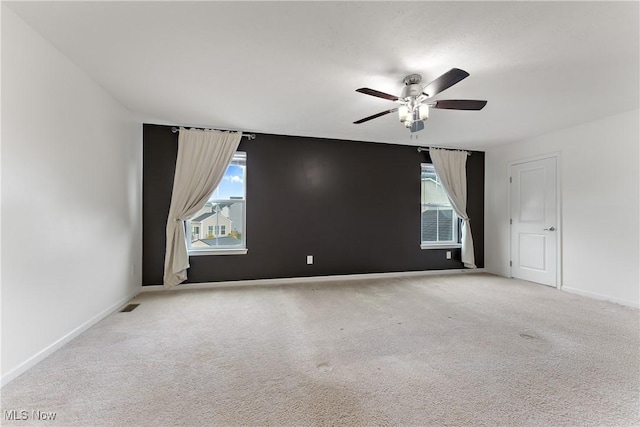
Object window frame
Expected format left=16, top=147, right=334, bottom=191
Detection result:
left=187, top=152, right=248, bottom=256
left=420, top=162, right=461, bottom=249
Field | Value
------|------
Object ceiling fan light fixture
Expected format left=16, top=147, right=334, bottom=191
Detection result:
left=353, top=68, right=486, bottom=132
left=398, top=105, right=409, bottom=122
left=419, top=104, right=429, bottom=120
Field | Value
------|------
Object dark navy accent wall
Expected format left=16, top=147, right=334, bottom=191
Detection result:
left=142, top=124, right=484, bottom=285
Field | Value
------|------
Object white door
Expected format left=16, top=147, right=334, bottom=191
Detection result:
left=510, top=157, right=558, bottom=287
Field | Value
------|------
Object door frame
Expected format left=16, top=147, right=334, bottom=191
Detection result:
left=508, top=152, right=563, bottom=289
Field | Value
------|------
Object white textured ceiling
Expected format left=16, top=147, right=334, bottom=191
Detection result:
left=6, top=1, right=639, bottom=150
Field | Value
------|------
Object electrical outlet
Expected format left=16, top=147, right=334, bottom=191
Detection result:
left=307, top=255, right=313, bottom=265
left=131, top=264, right=136, bottom=276
left=446, top=251, right=452, bottom=260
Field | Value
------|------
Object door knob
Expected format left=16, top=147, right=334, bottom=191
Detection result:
left=543, top=226, right=555, bottom=231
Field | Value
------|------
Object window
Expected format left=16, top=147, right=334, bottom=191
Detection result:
left=187, top=152, right=247, bottom=255
left=421, top=163, right=459, bottom=247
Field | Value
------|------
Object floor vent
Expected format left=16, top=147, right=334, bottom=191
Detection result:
left=120, top=304, right=140, bottom=313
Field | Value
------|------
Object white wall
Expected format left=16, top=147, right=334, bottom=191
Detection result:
left=485, top=109, right=639, bottom=307
left=1, top=7, right=142, bottom=384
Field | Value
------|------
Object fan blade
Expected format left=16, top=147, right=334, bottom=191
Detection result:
left=422, top=68, right=470, bottom=97
left=353, top=108, right=398, bottom=124
left=432, top=100, right=487, bottom=110
left=356, top=88, right=399, bottom=101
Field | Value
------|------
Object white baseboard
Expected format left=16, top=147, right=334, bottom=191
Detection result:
left=562, top=286, right=639, bottom=309
left=1, top=289, right=140, bottom=388
left=140, top=268, right=487, bottom=292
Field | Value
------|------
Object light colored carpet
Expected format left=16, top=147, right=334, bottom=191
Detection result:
left=1, top=273, right=638, bottom=426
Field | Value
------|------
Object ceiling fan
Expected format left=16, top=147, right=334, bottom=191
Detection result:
left=353, top=68, right=487, bottom=133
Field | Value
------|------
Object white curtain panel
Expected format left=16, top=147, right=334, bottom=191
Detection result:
left=429, top=148, right=476, bottom=268
left=163, top=128, right=242, bottom=288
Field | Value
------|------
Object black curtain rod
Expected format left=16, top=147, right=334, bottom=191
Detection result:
left=171, top=126, right=256, bottom=140
left=417, top=147, right=471, bottom=156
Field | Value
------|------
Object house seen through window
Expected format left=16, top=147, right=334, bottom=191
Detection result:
left=187, top=152, right=246, bottom=253
left=421, top=163, right=459, bottom=246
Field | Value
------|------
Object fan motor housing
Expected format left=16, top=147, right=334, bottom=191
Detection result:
left=401, top=74, right=424, bottom=99
left=401, top=84, right=423, bottom=99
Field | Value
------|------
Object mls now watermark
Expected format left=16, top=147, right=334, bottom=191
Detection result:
left=4, top=410, right=57, bottom=421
